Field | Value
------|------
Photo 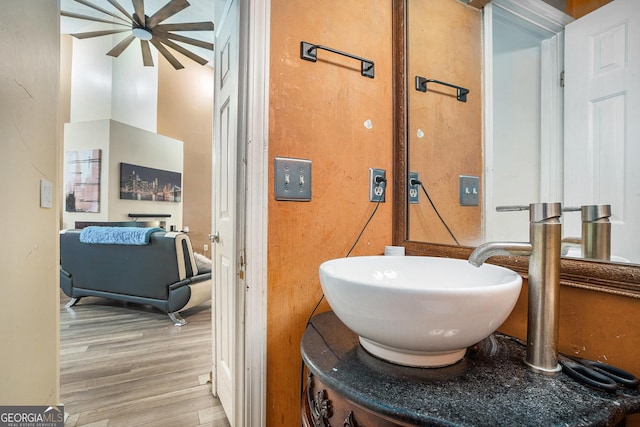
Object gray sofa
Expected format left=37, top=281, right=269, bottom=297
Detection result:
left=59, top=228, right=211, bottom=326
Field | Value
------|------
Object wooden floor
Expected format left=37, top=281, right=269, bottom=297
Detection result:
left=60, top=291, right=230, bottom=427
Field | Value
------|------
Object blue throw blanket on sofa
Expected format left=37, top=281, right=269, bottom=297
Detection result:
left=79, top=226, right=164, bottom=245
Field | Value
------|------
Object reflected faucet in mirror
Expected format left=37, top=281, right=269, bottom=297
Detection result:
left=496, top=204, right=614, bottom=262
left=561, top=205, right=612, bottom=261
left=469, top=203, right=562, bottom=373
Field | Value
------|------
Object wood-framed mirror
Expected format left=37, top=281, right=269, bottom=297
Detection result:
left=391, top=0, right=640, bottom=298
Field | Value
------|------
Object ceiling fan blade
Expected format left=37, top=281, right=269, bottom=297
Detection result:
left=154, top=35, right=209, bottom=65
left=162, top=32, right=213, bottom=51
left=70, top=29, right=130, bottom=39
left=147, top=0, right=190, bottom=28
left=61, top=10, right=131, bottom=27
left=140, top=40, right=154, bottom=66
left=106, top=34, right=136, bottom=57
left=71, top=0, right=131, bottom=25
left=150, top=38, right=184, bottom=69
left=132, top=0, right=146, bottom=27
left=106, top=0, right=135, bottom=22
left=154, top=21, right=214, bottom=32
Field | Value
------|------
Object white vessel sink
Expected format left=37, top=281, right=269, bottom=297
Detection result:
left=318, top=256, right=522, bottom=367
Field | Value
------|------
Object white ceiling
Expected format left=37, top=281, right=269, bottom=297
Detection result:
left=60, top=0, right=220, bottom=65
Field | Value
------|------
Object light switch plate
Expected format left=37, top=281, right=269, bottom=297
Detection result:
left=459, top=175, right=480, bottom=206
left=40, top=179, right=53, bottom=208
left=274, top=157, right=312, bottom=201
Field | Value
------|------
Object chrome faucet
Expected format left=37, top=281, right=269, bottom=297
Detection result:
left=562, top=205, right=612, bottom=260
left=469, top=202, right=562, bottom=373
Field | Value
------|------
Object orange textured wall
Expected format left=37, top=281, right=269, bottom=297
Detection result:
left=157, top=57, right=213, bottom=256
left=268, top=0, right=393, bottom=424
left=566, top=0, right=613, bottom=18
left=407, top=0, right=483, bottom=246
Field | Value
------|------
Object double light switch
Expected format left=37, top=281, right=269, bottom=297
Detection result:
left=274, top=157, right=312, bottom=201
left=459, top=175, right=480, bottom=206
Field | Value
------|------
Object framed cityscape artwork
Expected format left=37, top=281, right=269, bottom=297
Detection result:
left=119, top=162, right=182, bottom=203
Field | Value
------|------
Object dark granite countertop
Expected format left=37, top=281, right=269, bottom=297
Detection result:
left=301, top=311, right=640, bottom=427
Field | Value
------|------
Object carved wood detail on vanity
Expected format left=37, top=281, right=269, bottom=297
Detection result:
left=307, top=372, right=333, bottom=426
left=343, top=411, right=359, bottom=427
left=302, top=371, right=410, bottom=427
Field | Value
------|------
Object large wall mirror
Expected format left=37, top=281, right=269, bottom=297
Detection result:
left=392, top=0, right=640, bottom=297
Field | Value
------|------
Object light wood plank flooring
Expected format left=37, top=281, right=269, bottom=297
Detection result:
left=60, top=291, right=230, bottom=427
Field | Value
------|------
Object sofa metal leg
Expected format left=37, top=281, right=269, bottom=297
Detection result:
left=168, top=312, right=187, bottom=326
left=65, top=297, right=80, bottom=308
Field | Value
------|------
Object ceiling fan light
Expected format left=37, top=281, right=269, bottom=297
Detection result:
left=132, top=28, right=153, bottom=40
left=61, top=0, right=214, bottom=69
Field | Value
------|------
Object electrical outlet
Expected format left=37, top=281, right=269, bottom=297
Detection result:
left=408, top=172, right=420, bottom=204
left=369, top=168, right=386, bottom=202
left=459, top=175, right=480, bottom=206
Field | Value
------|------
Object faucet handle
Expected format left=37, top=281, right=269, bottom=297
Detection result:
left=562, top=205, right=611, bottom=221
left=582, top=204, right=611, bottom=222
left=530, top=202, right=562, bottom=222
left=496, top=205, right=530, bottom=212
left=496, top=203, right=562, bottom=222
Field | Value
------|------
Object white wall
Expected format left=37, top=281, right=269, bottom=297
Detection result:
left=69, top=28, right=158, bottom=132
left=69, top=30, right=113, bottom=123
left=63, top=119, right=183, bottom=230
left=109, top=120, right=183, bottom=229
left=110, top=40, right=159, bottom=132
left=0, top=0, right=60, bottom=405
left=486, top=16, right=545, bottom=242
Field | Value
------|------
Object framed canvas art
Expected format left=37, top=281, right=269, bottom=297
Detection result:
left=65, top=149, right=101, bottom=213
left=120, top=163, right=182, bottom=203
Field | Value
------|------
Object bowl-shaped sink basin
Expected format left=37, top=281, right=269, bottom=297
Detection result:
left=318, top=256, right=522, bottom=367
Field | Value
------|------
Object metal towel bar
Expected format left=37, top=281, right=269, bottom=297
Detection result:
left=415, top=76, right=469, bottom=102
left=300, top=41, right=375, bottom=79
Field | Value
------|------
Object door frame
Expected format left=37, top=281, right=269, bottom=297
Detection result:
left=237, top=0, right=270, bottom=425
left=482, top=0, right=572, bottom=240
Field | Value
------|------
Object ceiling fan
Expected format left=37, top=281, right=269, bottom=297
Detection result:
left=61, top=0, right=214, bottom=70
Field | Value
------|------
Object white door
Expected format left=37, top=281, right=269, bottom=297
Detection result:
left=212, top=0, right=240, bottom=424
left=564, top=0, right=640, bottom=263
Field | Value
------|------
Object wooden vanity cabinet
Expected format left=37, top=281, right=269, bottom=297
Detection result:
left=301, top=371, right=409, bottom=427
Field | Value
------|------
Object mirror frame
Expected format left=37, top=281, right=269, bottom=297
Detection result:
left=391, top=0, right=640, bottom=298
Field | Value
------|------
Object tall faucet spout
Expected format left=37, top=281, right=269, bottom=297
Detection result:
left=469, top=202, right=563, bottom=374
left=468, top=242, right=533, bottom=267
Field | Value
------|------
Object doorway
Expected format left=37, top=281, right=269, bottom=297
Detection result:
left=58, top=1, right=270, bottom=425
left=483, top=0, right=571, bottom=242
left=59, top=2, right=217, bottom=425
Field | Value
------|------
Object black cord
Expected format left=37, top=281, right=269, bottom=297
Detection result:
left=410, top=178, right=460, bottom=246
left=299, top=178, right=387, bottom=399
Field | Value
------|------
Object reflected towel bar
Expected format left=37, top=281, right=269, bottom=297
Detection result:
left=300, top=41, right=375, bottom=79
left=415, top=76, right=469, bottom=102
